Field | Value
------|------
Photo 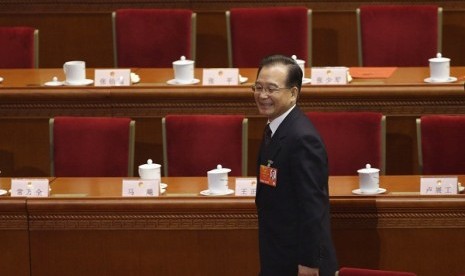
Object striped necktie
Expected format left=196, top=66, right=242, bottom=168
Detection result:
left=263, top=124, right=272, bottom=146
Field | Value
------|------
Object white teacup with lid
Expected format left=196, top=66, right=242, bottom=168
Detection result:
left=357, top=164, right=380, bottom=194
left=428, top=53, right=450, bottom=82
left=207, top=164, right=231, bottom=194
left=173, top=55, right=194, bottom=84
left=63, top=60, right=86, bottom=84
left=292, top=54, right=306, bottom=79
left=138, top=159, right=161, bottom=180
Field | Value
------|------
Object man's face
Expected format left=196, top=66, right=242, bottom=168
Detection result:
left=254, top=64, right=297, bottom=121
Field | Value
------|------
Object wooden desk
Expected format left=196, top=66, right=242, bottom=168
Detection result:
left=0, top=179, right=30, bottom=276
left=1, top=176, right=465, bottom=275
left=1, top=68, right=465, bottom=177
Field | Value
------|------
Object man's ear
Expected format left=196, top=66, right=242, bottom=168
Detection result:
left=291, top=87, right=299, bottom=99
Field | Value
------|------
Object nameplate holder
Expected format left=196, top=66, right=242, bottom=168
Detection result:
left=420, top=176, right=458, bottom=195
left=94, top=69, right=131, bottom=86
left=202, top=68, right=239, bottom=85
left=122, top=179, right=160, bottom=197
left=10, top=178, right=50, bottom=197
left=311, top=67, right=348, bottom=85
left=235, top=177, right=257, bottom=196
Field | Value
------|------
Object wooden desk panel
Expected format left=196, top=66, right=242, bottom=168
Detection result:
left=0, top=178, right=30, bottom=276
left=17, top=176, right=465, bottom=275
left=29, top=177, right=258, bottom=276
left=2, top=176, right=465, bottom=275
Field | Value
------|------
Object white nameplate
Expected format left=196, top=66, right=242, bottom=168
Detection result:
left=235, top=177, right=257, bottom=196
left=202, top=68, right=239, bottom=85
left=10, top=178, right=50, bottom=197
left=94, top=69, right=131, bottom=86
left=122, top=179, right=160, bottom=197
left=311, top=67, right=348, bottom=85
left=420, top=176, right=458, bottom=195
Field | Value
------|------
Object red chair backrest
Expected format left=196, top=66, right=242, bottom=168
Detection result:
left=359, top=5, right=439, bottom=66
left=52, top=117, right=132, bottom=177
left=114, top=9, right=193, bottom=67
left=420, top=115, right=465, bottom=175
left=164, top=115, right=244, bottom=176
left=307, top=112, right=383, bottom=176
left=229, top=6, right=308, bottom=67
left=0, top=27, right=36, bottom=68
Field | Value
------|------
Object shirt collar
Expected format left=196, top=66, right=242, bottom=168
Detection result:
left=268, top=105, right=296, bottom=137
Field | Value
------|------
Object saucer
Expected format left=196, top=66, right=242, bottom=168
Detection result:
left=0, top=77, right=3, bottom=83
left=352, top=188, right=386, bottom=195
left=160, top=183, right=168, bottom=189
left=166, top=79, right=200, bottom=85
left=200, top=189, right=234, bottom=196
left=459, top=186, right=464, bottom=193
left=64, top=79, right=94, bottom=86
left=424, top=76, right=457, bottom=83
left=160, top=188, right=166, bottom=194
left=0, top=189, right=7, bottom=196
left=239, top=75, right=248, bottom=84
left=44, top=80, right=64, bottom=86
left=302, top=78, right=312, bottom=85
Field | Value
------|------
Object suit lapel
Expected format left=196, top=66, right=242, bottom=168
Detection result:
left=256, top=107, right=302, bottom=195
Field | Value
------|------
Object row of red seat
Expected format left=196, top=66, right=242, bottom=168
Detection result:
left=0, top=5, right=441, bottom=69
left=50, top=113, right=463, bottom=177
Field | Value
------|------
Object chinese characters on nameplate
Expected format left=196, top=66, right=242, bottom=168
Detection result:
left=202, top=68, right=239, bottom=85
left=420, top=176, right=458, bottom=195
left=311, top=67, right=348, bottom=85
left=235, top=178, right=257, bottom=196
left=94, top=69, right=131, bottom=86
left=122, top=179, right=160, bottom=197
left=10, top=179, right=50, bottom=197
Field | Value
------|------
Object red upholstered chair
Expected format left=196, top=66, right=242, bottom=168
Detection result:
left=162, top=115, right=248, bottom=176
left=112, top=9, right=196, bottom=67
left=357, top=5, right=442, bottom=66
left=50, top=117, right=135, bottom=177
left=417, top=115, right=465, bottom=175
left=0, top=27, right=38, bottom=68
left=226, top=6, right=311, bottom=68
left=306, top=112, right=385, bottom=176
left=336, top=267, right=417, bottom=276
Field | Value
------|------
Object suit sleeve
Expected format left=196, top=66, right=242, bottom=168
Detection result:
left=289, top=131, right=329, bottom=268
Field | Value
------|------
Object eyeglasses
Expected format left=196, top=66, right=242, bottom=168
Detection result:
left=251, top=84, right=291, bottom=95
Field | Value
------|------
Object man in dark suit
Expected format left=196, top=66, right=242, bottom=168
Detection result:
left=254, top=55, right=338, bottom=276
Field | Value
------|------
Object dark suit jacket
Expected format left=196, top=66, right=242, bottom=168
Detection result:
left=255, top=106, right=338, bottom=276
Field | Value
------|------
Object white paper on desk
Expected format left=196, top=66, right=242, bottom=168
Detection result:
left=122, top=179, right=160, bottom=197
left=94, top=69, right=131, bottom=86
left=202, top=68, right=239, bottom=85
left=420, top=176, right=458, bottom=195
left=235, top=177, right=257, bottom=196
left=11, top=178, right=49, bottom=197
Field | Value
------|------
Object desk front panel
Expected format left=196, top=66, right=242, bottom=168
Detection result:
left=0, top=178, right=30, bottom=276
left=4, top=176, right=459, bottom=276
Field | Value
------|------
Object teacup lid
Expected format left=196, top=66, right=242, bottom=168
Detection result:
left=357, top=164, right=380, bottom=173
left=429, top=53, right=450, bottom=63
left=208, top=164, right=231, bottom=174
left=173, top=55, right=194, bottom=65
left=291, top=54, right=305, bottom=64
left=139, top=159, right=161, bottom=169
